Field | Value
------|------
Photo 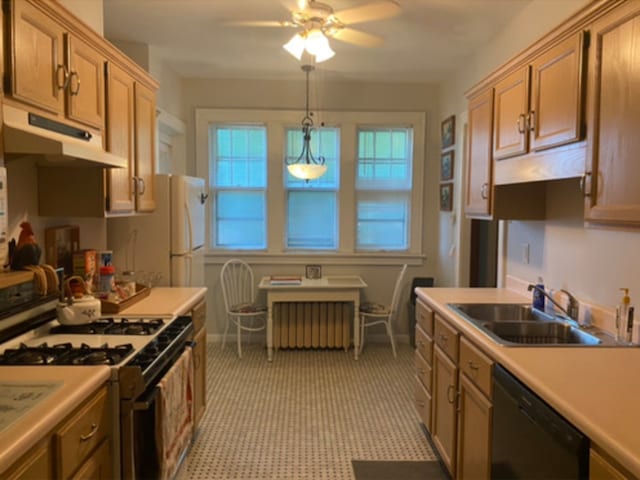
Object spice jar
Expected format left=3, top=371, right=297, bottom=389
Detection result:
left=99, top=265, right=116, bottom=293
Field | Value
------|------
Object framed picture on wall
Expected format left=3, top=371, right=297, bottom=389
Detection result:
left=441, top=115, right=455, bottom=149
left=440, top=150, right=454, bottom=181
left=440, top=183, right=453, bottom=211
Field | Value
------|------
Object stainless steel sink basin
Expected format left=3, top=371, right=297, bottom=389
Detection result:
left=448, top=303, right=551, bottom=322
left=447, top=302, right=626, bottom=347
left=482, top=321, right=601, bottom=346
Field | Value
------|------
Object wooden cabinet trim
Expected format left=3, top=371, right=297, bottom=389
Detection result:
left=414, top=349, right=432, bottom=393
left=415, top=324, right=433, bottom=366
left=460, top=336, right=494, bottom=399
left=416, top=299, right=434, bottom=335
left=434, top=314, right=459, bottom=362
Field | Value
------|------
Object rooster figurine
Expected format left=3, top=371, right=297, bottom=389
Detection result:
left=10, top=221, right=42, bottom=270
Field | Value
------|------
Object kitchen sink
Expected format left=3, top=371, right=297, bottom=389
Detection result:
left=447, top=302, right=626, bottom=347
left=481, top=321, right=601, bottom=346
left=448, top=303, right=551, bottom=322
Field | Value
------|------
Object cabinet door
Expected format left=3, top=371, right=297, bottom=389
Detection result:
left=66, top=33, right=105, bottom=129
left=134, top=83, right=157, bottom=212
left=105, top=62, right=135, bottom=213
left=431, top=345, right=458, bottom=477
left=465, top=89, right=494, bottom=218
left=456, top=373, right=492, bottom=480
left=493, top=66, right=530, bottom=160
left=193, top=326, right=207, bottom=428
left=530, top=32, right=585, bottom=151
left=9, top=0, right=65, bottom=115
left=70, top=440, right=112, bottom=480
left=585, top=2, right=640, bottom=225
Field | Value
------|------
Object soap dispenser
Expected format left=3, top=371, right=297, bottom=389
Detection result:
left=532, top=276, right=545, bottom=311
left=616, top=288, right=634, bottom=343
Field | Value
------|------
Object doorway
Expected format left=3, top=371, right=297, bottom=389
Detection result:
left=469, top=219, right=498, bottom=287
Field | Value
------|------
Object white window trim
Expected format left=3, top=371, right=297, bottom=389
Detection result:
left=195, top=108, right=426, bottom=262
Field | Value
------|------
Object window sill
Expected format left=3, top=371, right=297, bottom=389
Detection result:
left=204, top=251, right=425, bottom=266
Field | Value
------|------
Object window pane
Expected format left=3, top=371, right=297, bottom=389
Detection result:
left=214, top=126, right=266, bottom=188
left=356, top=193, right=409, bottom=250
left=216, top=192, right=266, bottom=249
left=287, top=191, right=337, bottom=249
left=356, top=128, right=412, bottom=190
left=210, top=124, right=267, bottom=250
left=285, top=127, right=339, bottom=188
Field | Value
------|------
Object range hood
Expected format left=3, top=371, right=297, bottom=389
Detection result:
left=2, top=104, right=127, bottom=168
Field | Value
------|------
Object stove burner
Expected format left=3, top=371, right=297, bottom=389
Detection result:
left=0, top=343, right=135, bottom=366
left=50, top=317, right=165, bottom=335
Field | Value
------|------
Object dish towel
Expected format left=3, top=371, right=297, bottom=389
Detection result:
left=155, top=346, right=194, bottom=480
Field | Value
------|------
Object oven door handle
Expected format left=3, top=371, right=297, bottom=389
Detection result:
left=133, top=386, right=159, bottom=411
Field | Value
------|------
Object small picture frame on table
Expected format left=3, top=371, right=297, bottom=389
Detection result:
left=441, top=115, right=455, bottom=149
left=440, top=150, right=454, bottom=181
left=305, top=264, right=322, bottom=279
left=440, top=183, right=453, bottom=211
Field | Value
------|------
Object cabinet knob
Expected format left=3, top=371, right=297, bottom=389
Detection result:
left=528, top=110, right=536, bottom=133
left=446, top=384, right=456, bottom=404
left=580, top=172, right=592, bottom=197
left=138, top=177, right=146, bottom=195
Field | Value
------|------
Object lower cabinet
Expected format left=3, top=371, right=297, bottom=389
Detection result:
left=191, top=299, right=208, bottom=430
left=4, top=385, right=111, bottom=480
left=415, top=304, right=494, bottom=480
left=589, top=448, right=632, bottom=480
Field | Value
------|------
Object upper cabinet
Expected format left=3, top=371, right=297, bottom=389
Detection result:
left=584, top=1, right=640, bottom=226
left=7, top=0, right=105, bottom=130
left=493, top=33, right=586, bottom=161
left=16, top=0, right=161, bottom=217
left=465, top=89, right=494, bottom=218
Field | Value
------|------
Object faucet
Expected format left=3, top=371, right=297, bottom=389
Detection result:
left=527, top=284, right=580, bottom=324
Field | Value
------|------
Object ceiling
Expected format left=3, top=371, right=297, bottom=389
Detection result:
left=103, top=0, right=533, bottom=83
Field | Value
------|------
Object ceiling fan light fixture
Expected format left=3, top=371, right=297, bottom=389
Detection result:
left=304, top=29, right=334, bottom=61
left=283, top=33, right=306, bottom=60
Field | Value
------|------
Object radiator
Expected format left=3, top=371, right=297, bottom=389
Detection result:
left=272, top=302, right=352, bottom=350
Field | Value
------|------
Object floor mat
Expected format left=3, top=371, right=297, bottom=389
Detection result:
left=351, top=460, right=447, bottom=480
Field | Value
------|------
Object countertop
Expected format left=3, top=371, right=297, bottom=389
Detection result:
left=0, top=366, right=111, bottom=475
left=416, top=287, right=640, bottom=478
left=116, top=286, right=207, bottom=317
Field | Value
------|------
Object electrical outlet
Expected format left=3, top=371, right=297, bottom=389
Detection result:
left=521, top=243, right=530, bottom=264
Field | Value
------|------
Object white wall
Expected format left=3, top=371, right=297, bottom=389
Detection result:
left=59, top=0, right=103, bottom=35
left=183, top=77, right=442, bottom=337
left=440, top=0, right=640, bottom=310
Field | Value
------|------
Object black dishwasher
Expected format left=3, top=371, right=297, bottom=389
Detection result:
left=492, top=365, right=589, bottom=479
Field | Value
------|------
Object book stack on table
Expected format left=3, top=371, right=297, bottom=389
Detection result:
left=269, top=275, right=302, bottom=285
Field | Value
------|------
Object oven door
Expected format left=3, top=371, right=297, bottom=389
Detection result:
left=121, top=346, right=194, bottom=480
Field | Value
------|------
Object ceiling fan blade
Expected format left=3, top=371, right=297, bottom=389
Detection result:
left=222, top=20, right=295, bottom=28
left=333, top=1, right=400, bottom=25
left=331, top=27, right=383, bottom=47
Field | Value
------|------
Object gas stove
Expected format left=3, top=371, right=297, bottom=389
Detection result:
left=49, top=317, right=166, bottom=335
left=0, top=342, right=134, bottom=365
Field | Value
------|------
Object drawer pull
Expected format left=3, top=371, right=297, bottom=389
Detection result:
left=80, top=423, right=98, bottom=442
left=468, top=361, right=479, bottom=371
left=416, top=400, right=425, bottom=408
left=418, top=341, right=424, bottom=347
left=439, top=333, right=448, bottom=344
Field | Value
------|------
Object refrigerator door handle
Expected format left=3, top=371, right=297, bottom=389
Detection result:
left=186, top=253, right=193, bottom=287
left=184, top=199, right=194, bottom=252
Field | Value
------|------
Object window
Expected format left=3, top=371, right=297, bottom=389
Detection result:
left=356, top=128, right=413, bottom=250
left=210, top=125, right=267, bottom=249
left=196, top=109, right=425, bottom=258
left=285, top=126, right=340, bottom=250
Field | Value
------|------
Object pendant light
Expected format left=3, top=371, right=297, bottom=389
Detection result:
left=286, top=64, right=327, bottom=181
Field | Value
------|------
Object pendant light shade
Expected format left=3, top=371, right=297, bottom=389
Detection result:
left=285, top=65, right=327, bottom=181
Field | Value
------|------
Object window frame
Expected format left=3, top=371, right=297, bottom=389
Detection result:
left=195, top=108, right=426, bottom=260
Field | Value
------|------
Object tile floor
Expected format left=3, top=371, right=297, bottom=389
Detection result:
left=177, top=341, right=436, bottom=480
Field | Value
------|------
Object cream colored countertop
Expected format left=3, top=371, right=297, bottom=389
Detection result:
left=116, top=287, right=207, bottom=317
left=416, top=287, right=640, bottom=478
left=0, top=366, right=111, bottom=475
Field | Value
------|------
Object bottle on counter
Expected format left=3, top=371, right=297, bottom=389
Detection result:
left=616, top=288, right=633, bottom=344
left=99, top=265, right=116, bottom=293
left=532, top=276, right=545, bottom=311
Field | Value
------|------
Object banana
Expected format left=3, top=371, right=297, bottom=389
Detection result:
left=24, top=265, right=47, bottom=296
left=40, top=264, right=59, bottom=295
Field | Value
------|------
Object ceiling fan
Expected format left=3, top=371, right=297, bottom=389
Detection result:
left=228, top=0, right=401, bottom=62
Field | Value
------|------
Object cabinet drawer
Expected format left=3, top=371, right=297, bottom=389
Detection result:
left=460, top=337, right=494, bottom=399
left=414, top=376, right=432, bottom=430
left=434, top=314, right=459, bottom=361
left=192, top=299, right=206, bottom=332
left=415, top=324, right=433, bottom=364
left=414, top=349, right=432, bottom=393
left=416, top=300, right=434, bottom=335
left=55, top=387, right=110, bottom=479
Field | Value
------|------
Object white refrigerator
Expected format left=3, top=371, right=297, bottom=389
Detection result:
left=107, top=174, right=207, bottom=287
